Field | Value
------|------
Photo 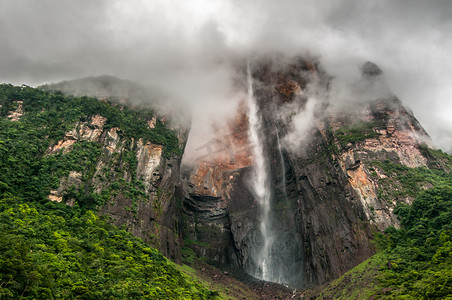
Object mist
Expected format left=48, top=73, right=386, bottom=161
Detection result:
left=1, top=0, right=451, bottom=153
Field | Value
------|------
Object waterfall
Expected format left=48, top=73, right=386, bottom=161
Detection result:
left=275, top=130, right=288, bottom=200
left=245, top=61, right=304, bottom=288
left=246, top=61, right=274, bottom=281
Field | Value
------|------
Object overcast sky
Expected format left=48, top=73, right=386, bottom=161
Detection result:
left=1, top=0, right=451, bottom=152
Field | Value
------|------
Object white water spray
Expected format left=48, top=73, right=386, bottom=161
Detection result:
left=244, top=61, right=304, bottom=288
left=246, top=61, right=274, bottom=281
left=275, top=130, right=288, bottom=200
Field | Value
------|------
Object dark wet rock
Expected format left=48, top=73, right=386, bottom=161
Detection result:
left=362, top=61, right=383, bottom=77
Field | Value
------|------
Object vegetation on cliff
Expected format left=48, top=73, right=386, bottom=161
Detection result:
left=0, top=84, right=181, bottom=208
left=0, top=84, right=181, bottom=157
left=0, top=84, right=217, bottom=299
left=379, top=185, right=452, bottom=298
left=370, top=150, right=452, bottom=202
left=306, top=148, right=452, bottom=299
left=335, top=121, right=381, bottom=147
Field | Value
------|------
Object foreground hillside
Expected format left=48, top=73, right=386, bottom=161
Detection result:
left=0, top=198, right=219, bottom=299
left=0, top=84, right=217, bottom=299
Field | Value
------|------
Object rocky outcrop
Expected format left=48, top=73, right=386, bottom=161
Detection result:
left=362, top=61, right=383, bottom=78
left=7, top=101, right=23, bottom=121
left=46, top=113, right=187, bottom=261
left=99, top=150, right=183, bottom=261
left=327, top=95, right=431, bottom=230
left=49, top=171, right=83, bottom=203
left=47, top=114, right=109, bottom=154
left=135, top=139, right=163, bottom=191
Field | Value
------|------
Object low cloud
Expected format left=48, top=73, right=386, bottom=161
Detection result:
left=282, top=96, right=317, bottom=153
left=1, top=0, right=451, bottom=152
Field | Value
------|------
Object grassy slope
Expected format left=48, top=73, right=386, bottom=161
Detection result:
left=302, top=252, right=386, bottom=299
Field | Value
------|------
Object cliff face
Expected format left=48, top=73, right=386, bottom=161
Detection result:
left=46, top=113, right=187, bottom=261
left=181, top=57, right=433, bottom=287
left=34, top=62, right=437, bottom=289
left=328, top=97, right=431, bottom=231
left=182, top=106, right=253, bottom=266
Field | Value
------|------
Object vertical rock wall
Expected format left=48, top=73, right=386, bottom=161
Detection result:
left=182, top=57, right=433, bottom=287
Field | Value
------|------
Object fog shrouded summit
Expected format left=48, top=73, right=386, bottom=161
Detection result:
left=1, top=0, right=452, bottom=152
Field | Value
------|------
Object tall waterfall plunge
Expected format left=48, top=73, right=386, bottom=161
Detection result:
left=245, top=62, right=304, bottom=287
left=246, top=62, right=274, bottom=281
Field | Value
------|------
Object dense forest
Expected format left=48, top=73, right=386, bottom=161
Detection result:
left=0, top=84, right=217, bottom=299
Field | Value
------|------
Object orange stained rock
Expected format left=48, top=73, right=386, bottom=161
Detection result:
left=190, top=101, right=253, bottom=197
left=145, top=143, right=163, bottom=157
left=48, top=190, right=63, bottom=202
left=147, top=117, right=157, bottom=129
left=47, top=139, right=76, bottom=154
left=348, top=165, right=372, bottom=191
left=276, top=80, right=301, bottom=100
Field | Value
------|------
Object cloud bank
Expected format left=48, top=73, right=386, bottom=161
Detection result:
left=1, top=0, right=451, bottom=152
